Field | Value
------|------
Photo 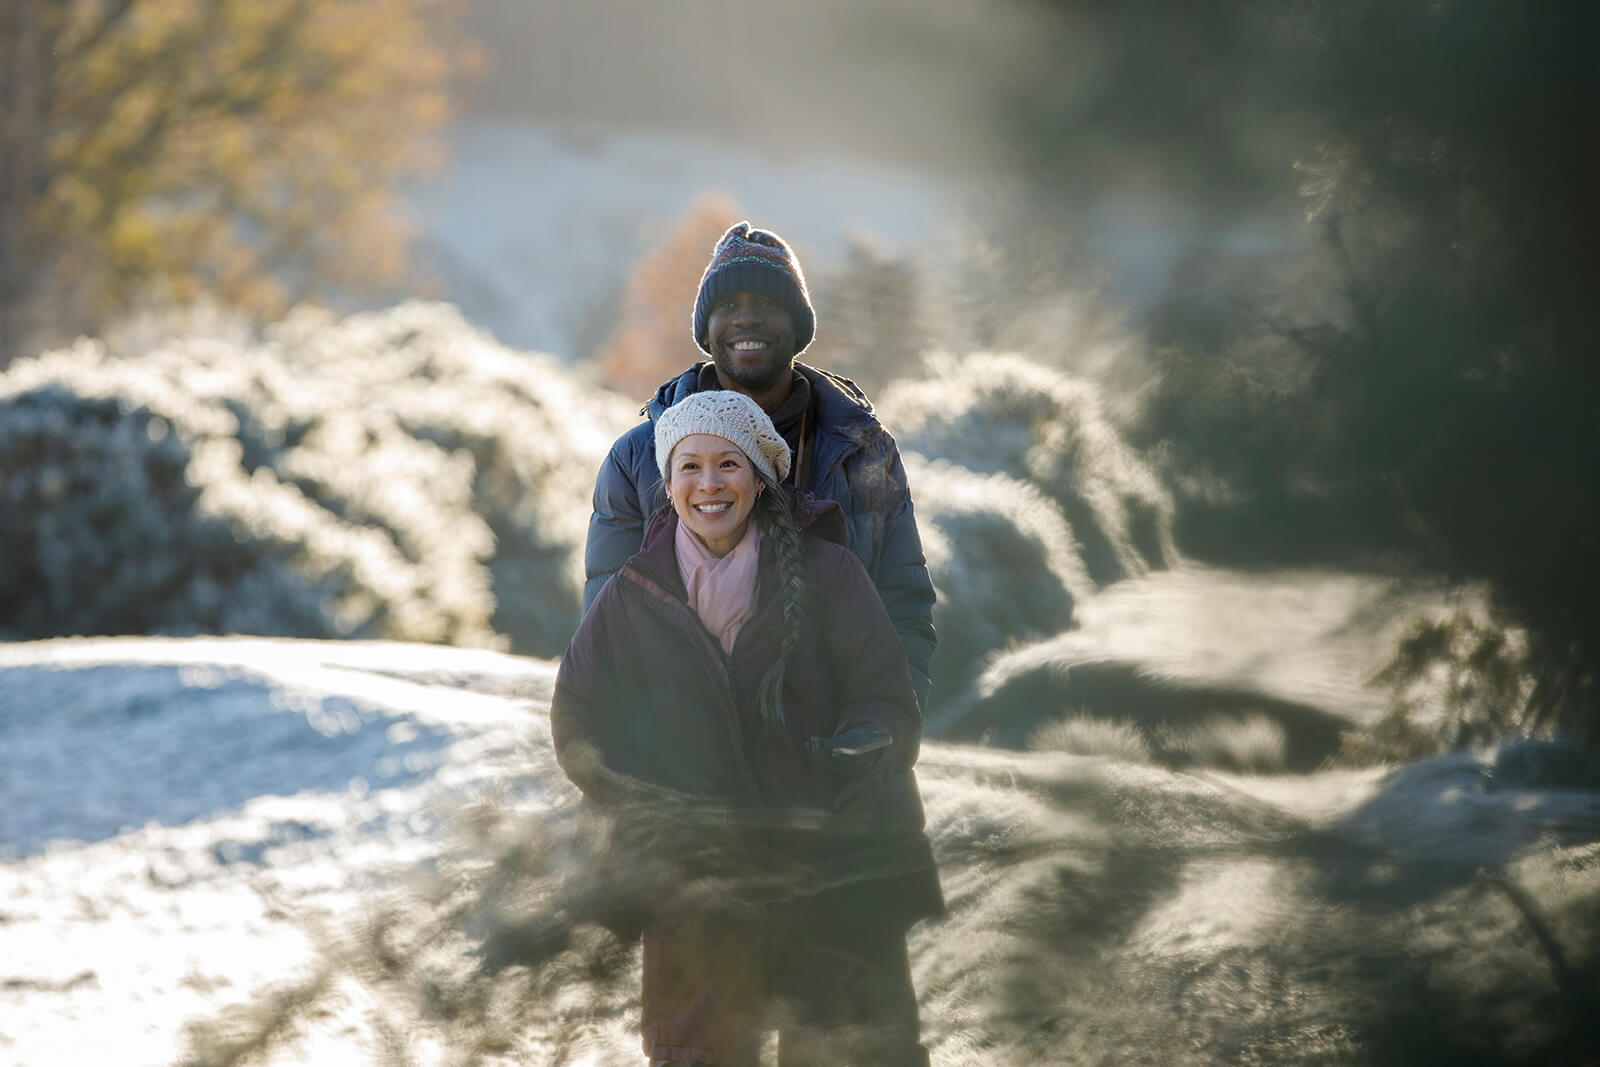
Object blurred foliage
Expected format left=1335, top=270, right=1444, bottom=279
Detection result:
left=1002, top=0, right=1600, bottom=743
left=594, top=192, right=741, bottom=399
left=178, top=799, right=642, bottom=1067
left=942, top=224, right=1148, bottom=396
left=0, top=302, right=634, bottom=653
left=1341, top=609, right=1535, bottom=766
left=0, top=0, right=477, bottom=361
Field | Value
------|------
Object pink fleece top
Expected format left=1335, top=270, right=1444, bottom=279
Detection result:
left=675, top=518, right=761, bottom=655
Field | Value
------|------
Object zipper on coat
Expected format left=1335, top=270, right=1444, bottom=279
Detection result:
left=620, top=566, right=763, bottom=803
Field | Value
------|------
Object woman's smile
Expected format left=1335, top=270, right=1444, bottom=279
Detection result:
left=668, top=433, right=760, bottom=556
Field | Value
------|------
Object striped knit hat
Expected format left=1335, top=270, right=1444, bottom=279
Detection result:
left=692, top=222, right=816, bottom=354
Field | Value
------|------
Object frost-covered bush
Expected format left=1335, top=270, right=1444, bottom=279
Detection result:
left=0, top=303, right=636, bottom=652
left=0, top=384, right=341, bottom=639
left=1027, top=714, right=1152, bottom=762
left=883, top=352, right=1176, bottom=587
left=1153, top=715, right=1288, bottom=774
left=907, top=455, right=1090, bottom=705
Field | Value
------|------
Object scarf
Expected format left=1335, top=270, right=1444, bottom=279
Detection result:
left=675, top=516, right=761, bottom=655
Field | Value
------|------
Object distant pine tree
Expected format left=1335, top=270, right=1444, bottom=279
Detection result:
left=807, top=238, right=928, bottom=392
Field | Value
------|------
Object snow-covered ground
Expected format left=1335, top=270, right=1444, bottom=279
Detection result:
left=3, top=635, right=1598, bottom=1066
left=0, top=638, right=563, bottom=1066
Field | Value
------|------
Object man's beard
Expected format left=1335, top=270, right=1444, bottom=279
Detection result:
left=713, top=349, right=792, bottom=394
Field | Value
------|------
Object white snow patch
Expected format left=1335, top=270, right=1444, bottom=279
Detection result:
left=0, top=637, right=565, bottom=1066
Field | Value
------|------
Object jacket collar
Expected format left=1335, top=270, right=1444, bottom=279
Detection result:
left=644, top=363, right=878, bottom=488
left=645, top=362, right=874, bottom=428
left=797, top=364, right=877, bottom=487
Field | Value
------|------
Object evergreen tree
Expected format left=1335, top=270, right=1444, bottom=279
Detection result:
left=808, top=237, right=927, bottom=392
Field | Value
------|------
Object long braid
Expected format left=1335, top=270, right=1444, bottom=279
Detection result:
left=755, top=479, right=807, bottom=733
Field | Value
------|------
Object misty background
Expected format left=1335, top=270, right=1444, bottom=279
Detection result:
left=3, top=1, right=1599, bottom=1064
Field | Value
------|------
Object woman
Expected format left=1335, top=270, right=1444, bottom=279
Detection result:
left=551, top=390, right=942, bottom=1067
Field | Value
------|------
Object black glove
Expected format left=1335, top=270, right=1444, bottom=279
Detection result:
left=806, top=721, right=893, bottom=811
left=805, top=720, right=892, bottom=764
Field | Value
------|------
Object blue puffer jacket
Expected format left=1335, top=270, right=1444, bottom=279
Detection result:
left=583, top=362, right=937, bottom=708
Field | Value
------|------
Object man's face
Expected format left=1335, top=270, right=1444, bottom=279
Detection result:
left=704, top=290, right=797, bottom=395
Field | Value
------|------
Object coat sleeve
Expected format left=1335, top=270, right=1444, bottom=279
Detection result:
left=582, top=427, right=651, bottom=615
left=817, top=545, right=925, bottom=778
left=552, top=579, right=654, bottom=810
left=872, top=440, right=938, bottom=713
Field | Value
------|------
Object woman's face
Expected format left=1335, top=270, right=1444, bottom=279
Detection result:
left=667, top=433, right=761, bottom=557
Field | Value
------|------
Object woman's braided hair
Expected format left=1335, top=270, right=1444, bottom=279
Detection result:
left=752, top=472, right=807, bottom=733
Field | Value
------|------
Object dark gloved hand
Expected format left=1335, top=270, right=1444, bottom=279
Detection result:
left=805, top=720, right=892, bottom=765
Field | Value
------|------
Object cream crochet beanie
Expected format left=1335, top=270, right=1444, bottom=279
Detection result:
left=654, top=391, right=792, bottom=485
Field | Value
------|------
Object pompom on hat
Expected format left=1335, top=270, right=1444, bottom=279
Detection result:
left=655, top=391, right=793, bottom=486
left=692, top=221, right=816, bottom=354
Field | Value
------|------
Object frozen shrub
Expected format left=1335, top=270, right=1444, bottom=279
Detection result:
left=907, top=455, right=1089, bottom=705
left=0, top=302, right=636, bottom=652
left=1027, top=714, right=1152, bottom=763
left=257, top=303, right=634, bottom=651
left=882, top=352, right=1176, bottom=587
left=0, top=386, right=336, bottom=639
left=1153, top=715, right=1289, bottom=774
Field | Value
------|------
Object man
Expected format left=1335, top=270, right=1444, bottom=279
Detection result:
left=583, top=221, right=937, bottom=709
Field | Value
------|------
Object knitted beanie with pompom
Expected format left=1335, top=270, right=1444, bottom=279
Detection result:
left=692, top=221, right=815, bottom=354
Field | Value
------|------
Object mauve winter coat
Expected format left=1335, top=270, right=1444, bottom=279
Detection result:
left=552, top=495, right=942, bottom=924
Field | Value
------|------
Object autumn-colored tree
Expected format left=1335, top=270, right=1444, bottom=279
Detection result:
left=0, top=0, right=475, bottom=363
left=595, top=193, right=742, bottom=400
left=1, top=0, right=43, bottom=358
